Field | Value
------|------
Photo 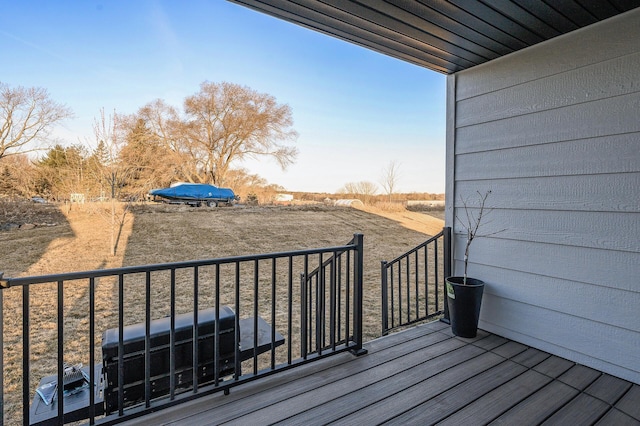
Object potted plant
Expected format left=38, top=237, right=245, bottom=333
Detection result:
left=446, top=190, right=497, bottom=338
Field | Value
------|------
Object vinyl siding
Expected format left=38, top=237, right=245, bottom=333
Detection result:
left=447, top=8, right=640, bottom=384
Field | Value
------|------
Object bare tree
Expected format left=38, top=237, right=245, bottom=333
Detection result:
left=135, top=99, right=197, bottom=183
left=223, top=167, right=267, bottom=200
left=91, top=109, right=135, bottom=256
left=134, top=82, right=298, bottom=186
left=0, top=154, right=38, bottom=197
left=339, top=181, right=379, bottom=204
left=183, top=82, right=298, bottom=186
left=380, top=160, right=401, bottom=202
left=0, top=82, right=73, bottom=159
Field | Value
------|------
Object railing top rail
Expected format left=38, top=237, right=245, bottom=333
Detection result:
left=383, top=228, right=444, bottom=266
left=1, top=241, right=359, bottom=288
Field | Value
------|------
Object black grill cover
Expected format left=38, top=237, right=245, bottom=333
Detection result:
left=101, top=306, right=236, bottom=414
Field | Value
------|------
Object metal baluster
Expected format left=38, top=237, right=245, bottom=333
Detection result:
left=345, top=251, right=350, bottom=345
left=337, top=255, right=342, bottom=344
left=193, top=266, right=199, bottom=393
left=169, top=269, right=176, bottom=400
left=234, top=262, right=241, bottom=382
left=381, top=261, right=388, bottom=335
left=271, top=258, right=276, bottom=369
left=425, top=242, right=429, bottom=316
left=301, top=255, right=308, bottom=359
left=415, top=250, right=419, bottom=320
left=89, top=277, right=96, bottom=424
left=329, top=255, right=336, bottom=351
left=253, top=259, right=259, bottom=375
left=23, top=284, right=30, bottom=424
left=145, top=271, right=151, bottom=407
left=118, top=274, right=124, bottom=417
left=390, top=262, right=395, bottom=329
left=57, top=280, right=64, bottom=421
left=215, top=264, right=220, bottom=386
left=406, top=256, right=411, bottom=323
left=287, top=256, right=293, bottom=365
left=316, top=253, right=322, bottom=355
left=397, top=260, right=402, bottom=327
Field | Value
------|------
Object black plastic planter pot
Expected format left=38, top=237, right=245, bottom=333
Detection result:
left=445, top=277, right=485, bottom=338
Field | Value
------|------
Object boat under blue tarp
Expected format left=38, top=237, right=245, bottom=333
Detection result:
left=149, top=183, right=237, bottom=206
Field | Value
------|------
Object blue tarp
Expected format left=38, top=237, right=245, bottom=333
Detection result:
left=149, top=183, right=236, bottom=204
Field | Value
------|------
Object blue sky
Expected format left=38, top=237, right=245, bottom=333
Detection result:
left=1, top=0, right=446, bottom=193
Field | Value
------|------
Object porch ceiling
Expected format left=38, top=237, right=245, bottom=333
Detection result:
left=229, top=0, right=640, bottom=73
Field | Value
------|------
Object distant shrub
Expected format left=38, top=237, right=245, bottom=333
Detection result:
left=246, top=193, right=259, bottom=206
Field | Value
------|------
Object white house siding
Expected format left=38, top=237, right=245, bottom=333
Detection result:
left=446, top=9, right=640, bottom=384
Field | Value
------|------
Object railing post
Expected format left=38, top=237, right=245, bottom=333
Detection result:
left=350, top=234, right=367, bottom=356
left=381, top=261, right=388, bottom=336
left=441, top=226, right=452, bottom=324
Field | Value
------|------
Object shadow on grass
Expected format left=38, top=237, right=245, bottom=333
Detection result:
left=0, top=200, right=73, bottom=277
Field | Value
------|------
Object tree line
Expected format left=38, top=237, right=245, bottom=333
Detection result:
left=0, top=81, right=298, bottom=202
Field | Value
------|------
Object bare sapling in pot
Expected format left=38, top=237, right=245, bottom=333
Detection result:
left=446, top=190, right=501, bottom=337
left=459, top=190, right=495, bottom=285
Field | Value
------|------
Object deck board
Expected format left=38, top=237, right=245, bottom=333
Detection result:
left=532, top=355, right=575, bottom=378
left=385, top=361, right=530, bottom=425
left=542, top=393, right=611, bottom=425
left=119, top=321, right=640, bottom=426
left=585, top=374, right=632, bottom=404
left=596, top=408, right=640, bottom=425
left=556, top=364, right=601, bottom=389
left=437, top=369, right=553, bottom=425
left=615, top=385, right=640, bottom=420
left=489, top=380, right=580, bottom=425
left=510, top=347, right=550, bottom=368
left=219, top=338, right=466, bottom=425
left=328, top=352, right=508, bottom=426
left=214, top=329, right=457, bottom=425
left=279, top=343, right=484, bottom=426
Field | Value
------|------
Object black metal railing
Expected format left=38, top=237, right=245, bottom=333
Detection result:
left=301, top=234, right=366, bottom=357
left=381, top=227, right=451, bottom=335
left=0, top=234, right=364, bottom=425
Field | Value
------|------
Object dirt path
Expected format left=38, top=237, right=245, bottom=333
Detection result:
left=356, top=205, right=445, bottom=236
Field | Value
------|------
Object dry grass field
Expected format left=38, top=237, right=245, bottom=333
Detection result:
left=0, top=201, right=443, bottom=423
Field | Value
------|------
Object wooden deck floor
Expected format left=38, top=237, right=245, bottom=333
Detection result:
left=121, top=321, right=640, bottom=425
